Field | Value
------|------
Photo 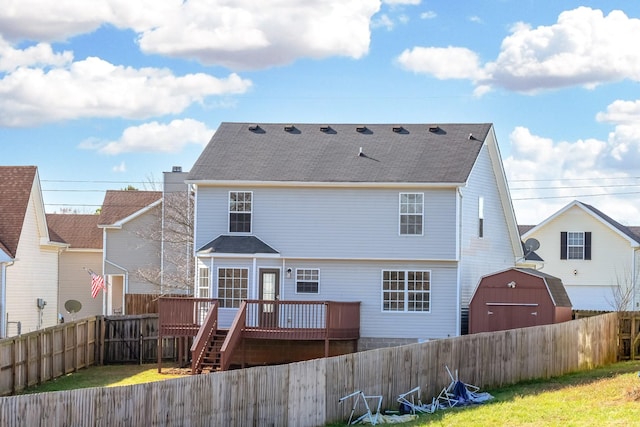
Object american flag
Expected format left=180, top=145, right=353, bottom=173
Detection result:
left=89, top=270, right=106, bottom=298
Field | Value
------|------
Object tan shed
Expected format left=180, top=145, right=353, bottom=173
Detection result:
left=469, top=268, right=572, bottom=334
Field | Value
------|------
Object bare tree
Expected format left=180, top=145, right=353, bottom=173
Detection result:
left=606, top=266, right=637, bottom=312
left=133, top=190, right=195, bottom=295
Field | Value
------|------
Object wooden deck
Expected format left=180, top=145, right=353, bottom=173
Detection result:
left=157, top=297, right=360, bottom=372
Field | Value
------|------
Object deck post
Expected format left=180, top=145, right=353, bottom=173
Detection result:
left=324, top=302, right=330, bottom=358
left=157, top=331, right=162, bottom=373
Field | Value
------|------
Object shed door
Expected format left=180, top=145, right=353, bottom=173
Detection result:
left=487, top=304, right=540, bottom=330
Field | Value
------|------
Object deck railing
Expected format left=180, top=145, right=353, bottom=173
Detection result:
left=241, top=300, right=360, bottom=340
left=219, top=301, right=247, bottom=371
left=158, top=297, right=216, bottom=336
left=190, top=302, right=219, bottom=373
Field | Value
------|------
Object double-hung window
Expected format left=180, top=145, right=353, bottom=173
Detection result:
left=399, top=193, right=424, bottom=235
left=382, top=270, right=430, bottom=312
left=296, top=269, right=319, bottom=294
left=560, top=231, right=592, bottom=260
left=229, top=191, right=252, bottom=233
left=198, top=267, right=210, bottom=298
left=217, top=268, right=248, bottom=308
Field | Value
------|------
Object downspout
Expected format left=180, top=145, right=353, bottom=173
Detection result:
left=0, top=261, right=14, bottom=339
left=160, top=185, right=166, bottom=294
left=456, top=186, right=463, bottom=336
left=633, top=248, right=638, bottom=310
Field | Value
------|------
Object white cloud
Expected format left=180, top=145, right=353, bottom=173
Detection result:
left=469, top=16, right=483, bottom=24
left=94, top=119, right=214, bottom=155
left=595, top=99, right=640, bottom=125
left=383, top=0, right=421, bottom=5
left=372, top=14, right=395, bottom=31
left=0, top=57, right=252, bottom=126
left=396, top=46, right=486, bottom=80
left=0, top=37, right=73, bottom=71
left=112, top=161, right=126, bottom=173
left=504, top=126, right=640, bottom=225
left=420, top=11, right=437, bottom=20
left=398, top=7, right=640, bottom=94
left=0, top=1, right=381, bottom=70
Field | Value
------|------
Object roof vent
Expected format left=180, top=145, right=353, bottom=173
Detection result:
left=356, top=125, right=367, bottom=133
left=172, top=166, right=182, bottom=173
left=320, top=125, right=331, bottom=132
left=358, top=147, right=364, bottom=157
left=392, top=126, right=403, bottom=133
left=284, top=124, right=295, bottom=132
left=428, top=125, right=440, bottom=133
left=248, top=124, right=260, bottom=131
left=468, top=133, right=475, bottom=140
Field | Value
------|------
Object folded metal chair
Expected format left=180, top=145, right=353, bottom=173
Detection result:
left=339, top=390, right=383, bottom=425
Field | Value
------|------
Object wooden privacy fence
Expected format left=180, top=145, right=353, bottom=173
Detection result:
left=0, top=318, right=99, bottom=397
left=0, top=313, right=618, bottom=427
left=103, top=314, right=177, bottom=364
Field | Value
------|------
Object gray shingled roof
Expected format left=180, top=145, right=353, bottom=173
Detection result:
left=47, top=214, right=102, bottom=249
left=516, top=268, right=572, bottom=308
left=187, top=123, right=492, bottom=183
left=198, top=235, right=279, bottom=254
left=98, top=190, right=162, bottom=226
left=580, top=202, right=640, bottom=245
left=0, top=166, right=37, bottom=257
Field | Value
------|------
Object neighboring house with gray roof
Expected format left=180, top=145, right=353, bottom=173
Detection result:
left=187, top=122, right=523, bottom=346
left=97, top=167, right=192, bottom=314
left=521, top=200, right=640, bottom=311
left=98, top=190, right=163, bottom=314
left=0, top=166, right=66, bottom=338
left=47, top=214, right=103, bottom=323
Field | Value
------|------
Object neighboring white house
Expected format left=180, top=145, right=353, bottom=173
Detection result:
left=47, top=214, right=103, bottom=323
left=0, top=166, right=66, bottom=337
left=521, top=200, right=640, bottom=311
left=186, top=122, right=523, bottom=348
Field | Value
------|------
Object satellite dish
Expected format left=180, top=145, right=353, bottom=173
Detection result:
left=524, top=238, right=540, bottom=254
left=64, top=300, right=82, bottom=314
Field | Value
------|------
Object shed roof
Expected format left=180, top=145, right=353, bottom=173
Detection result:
left=515, top=268, right=572, bottom=308
left=187, top=122, right=492, bottom=184
left=0, top=166, right=37, bottom=257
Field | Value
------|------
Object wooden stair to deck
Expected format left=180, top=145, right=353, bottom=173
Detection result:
left=198, top=329, right=228, bottom=373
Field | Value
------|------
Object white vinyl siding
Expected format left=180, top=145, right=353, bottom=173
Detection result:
left=195, top=187, right=457, bottom=260
left=5, top=192, right=59, bottom=335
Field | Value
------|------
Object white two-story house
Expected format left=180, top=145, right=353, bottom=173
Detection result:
left=521, top=200, right=640, bottom=312
left=186, top=122, right=522, bottom=349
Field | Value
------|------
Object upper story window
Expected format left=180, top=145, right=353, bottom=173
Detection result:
left=478, top=197, right=484, bottom=238
left=560, top=231, right=591, bottom=260
left=399, top=193, right=424, bottom=235
left=229, top=191, right=252, bottom=233
left=382, top=270, right=431, bottom=312
left=296, top=268, right=319, bottom=294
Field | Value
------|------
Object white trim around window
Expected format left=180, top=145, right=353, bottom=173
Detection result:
left=381, top=269, right=431, bottom=313
left=295, top=268, right=320, bottom=294
left=228, top=191, right=253, bottom=234
left=399, top=192, right=424, bottom=236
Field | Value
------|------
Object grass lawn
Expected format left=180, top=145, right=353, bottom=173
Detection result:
left=18, top=364, right=190, bottom=394
left=328, top=361, right=640, bottom=426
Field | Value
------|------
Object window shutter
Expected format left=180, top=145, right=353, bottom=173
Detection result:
left=560, top=232, right=567, bottom=260
left=584, top=231, right=591, bottom=260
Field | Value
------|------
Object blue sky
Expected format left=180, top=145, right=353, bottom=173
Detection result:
left=2, top=0, right=639, bottom=225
